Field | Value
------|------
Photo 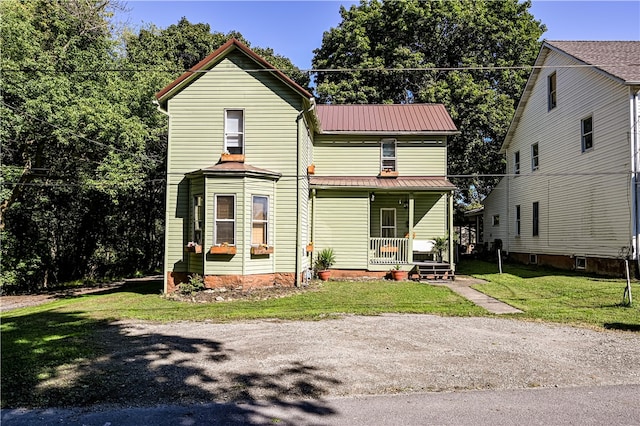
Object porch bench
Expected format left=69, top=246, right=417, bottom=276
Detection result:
left=409, top=262, right=455, bottom=281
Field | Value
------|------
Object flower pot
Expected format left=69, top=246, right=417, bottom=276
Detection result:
left=307, top=164, right=315, bottom=175
left=220, top=153, right=245, bottom=163
left=210, top=245, right=237, bottom=255
left=317, top=270, right=331, bottom=281
left=306, top=243, right=314, bottom=252
left=250, top=246, right=274, bottom=255
left=391, top=270, right=407, bottom=281
left=185, top=244, right=202, bottom=254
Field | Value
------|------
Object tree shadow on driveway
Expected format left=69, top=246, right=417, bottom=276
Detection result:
left=1, top=309, right=340, bottom=424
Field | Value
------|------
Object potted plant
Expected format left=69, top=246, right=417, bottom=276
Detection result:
left=220, top=151, right=245, bottom=163
left=210, top=242, right=237, bottom=255
left=432, top=235, right=449, bottom=262
left=390, top=264, right=407, bottom=281
left=314, top=247, right=336, bottom=281
left=185, top=241, right=202, bottom=254
left=250, top=244, right=274, bottom=255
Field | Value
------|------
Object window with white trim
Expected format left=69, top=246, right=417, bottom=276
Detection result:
left=581, top=116, right=593, bottom=152
left=251, top=196, right=269, bottom=246
left=492, top=215, right=500, bottom=226
left=576, top=257, right=586, bottom=270
left=214, top=195, right=235, bottom=245
left=515, top=205, right=521, bottom=236
left=532, top=201, right=539, bottom=237
left=531, top=143, right=539, bottom=171
left=548, top=72, right=557, bottom=110
left=514, top=151, right=520, bottom=175
left=193, top=194, right=203, bottom=244
left=225, top=109, right=244, bottom=154
left=381, top=139, right=397, bottom=172
left=381, top=208, right=397, bottom=238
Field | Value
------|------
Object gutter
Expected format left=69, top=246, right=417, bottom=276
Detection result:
left=631, top=87, right=640, bottom=273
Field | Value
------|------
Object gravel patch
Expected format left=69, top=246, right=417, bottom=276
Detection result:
left=73, top=314, right=640, bottom=407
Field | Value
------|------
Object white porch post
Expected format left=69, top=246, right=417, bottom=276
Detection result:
left=408, top=194, right=414, bottom=263
left=448, top=191, right=455, bottom=269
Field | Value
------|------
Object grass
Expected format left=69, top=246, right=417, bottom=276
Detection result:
left=2, top=268, right=639, bottom=408
left=458, top=259, right=640, bottom=330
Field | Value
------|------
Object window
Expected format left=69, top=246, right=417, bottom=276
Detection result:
left=251, top=196, right=269, bottom=246
left=531, top=143, right=539, bottom=171
left=192, top=195, right=203, bottom=244
left=530, top=254, right=538, bottom=264
left=215, top=195, right=235, bottom=245
left=547, top=72, right=557, bottom=110
left=532, top=201, right=539, bottom=237
left=492, top=215, right=500, bottom=226
left=225, top=109, right=244, bottom=154
left=514, top=151, right=520, bottom=175
left=581, top=116, right=593, bottom=152
left=381, top=139, right=397, bottom=172
left=576, top=257, right=586, bottom=270
left=381, top=208, right=397, bottom=237
left=515, top=205, right=521, bottom=236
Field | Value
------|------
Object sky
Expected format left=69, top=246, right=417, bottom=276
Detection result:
left=116, top=0, right=640, bottom=70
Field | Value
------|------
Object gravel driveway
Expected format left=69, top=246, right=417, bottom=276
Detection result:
left=70, top=314, right=640, bottom=408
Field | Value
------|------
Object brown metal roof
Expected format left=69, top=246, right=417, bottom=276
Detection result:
left=156, top=38, right=313, bottom=104
left=310, top=176, right=456, bottom=191
left=188, top=162, right=281, bottom=179
left=315, top=104, right=459, bottom=134
left=546, top=41, right=640, bottom=84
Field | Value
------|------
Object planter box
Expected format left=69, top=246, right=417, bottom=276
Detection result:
left=210, top=245, right=237, bottom=255
left=307, top=164, right=315, bottom=175
left=251, top=246, right=274, bottom=255
left=185, top=244, right=202, bottom=254
left=306, top=243, right=314, bottom=252
left=220, top=153, right=245, bottom=163
left=379, top=170, right=399, bottom=178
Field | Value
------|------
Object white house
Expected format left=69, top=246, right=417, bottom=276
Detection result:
left=483, top=41, right=640, bottom=275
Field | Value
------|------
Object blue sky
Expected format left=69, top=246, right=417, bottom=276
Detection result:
left=117, top=1, right=640, bottom=69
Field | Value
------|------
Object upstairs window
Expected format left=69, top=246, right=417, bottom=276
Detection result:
left=225, top=109, right=244, bottom=154
left=251, top=196, right=269, bottom=246
left=381, top=139, right=397, bottom=172
left=548, top=72, right=557, bottom=110
left=192, top=195, right=203, bottom=244
left=514, top=151, right=520, bottom=175
left=492, top=215, right=500, bottom=226
left=531, top=143, right=539, bottom=171
left=215, top=195, right=235, bottom=245
left=581, top=116, right=593, bottom=152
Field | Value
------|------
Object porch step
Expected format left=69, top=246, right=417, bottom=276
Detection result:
left=409, top=262, right=455, bottom=281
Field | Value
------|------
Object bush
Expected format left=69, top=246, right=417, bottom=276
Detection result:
left=177, top=274, right=205, bottom=296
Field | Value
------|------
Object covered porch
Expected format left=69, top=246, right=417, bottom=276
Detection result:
left=310, top=176, right=457, bottom=277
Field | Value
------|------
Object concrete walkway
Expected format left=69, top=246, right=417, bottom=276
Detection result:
left=429, top=275, right=523, bottom=314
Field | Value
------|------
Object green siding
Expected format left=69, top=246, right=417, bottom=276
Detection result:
left=369, top=193, right=446, bottom=239
left=314, top=191, right=370, bottom=270
left=313, top=135, right=447, bottom=176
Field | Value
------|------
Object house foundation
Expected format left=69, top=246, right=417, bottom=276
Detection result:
left=166, top=271, right=296, bottom=293
left=508, top=252, right=634, bottom=277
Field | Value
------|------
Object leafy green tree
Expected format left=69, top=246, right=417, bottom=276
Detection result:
left=312, top=0, right=545, bottom=203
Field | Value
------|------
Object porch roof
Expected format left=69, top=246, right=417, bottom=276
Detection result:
left=309, top=176, right=456, bottom=191
left=187, top=162, right=282, bottom=180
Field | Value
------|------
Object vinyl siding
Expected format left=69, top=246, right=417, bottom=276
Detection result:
left=313, top=135, right=447, bottom=176
left=164, top=50, right=306, bottom=280
left=369, top=193, right=446, bottom=239
left=314, top=191, right=370, bottom=270
left=483, top=178, right=509, bottom=246
left=501, top=49, right=632, bottom=258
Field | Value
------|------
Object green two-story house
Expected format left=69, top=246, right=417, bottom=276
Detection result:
left=156, top=39, right=458, bottom=292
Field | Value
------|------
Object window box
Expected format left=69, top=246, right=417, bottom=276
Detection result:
left=251, top=245, right=274, bottom=255
left=210, top=245, right=237, bottom=255
left=220, top=153, right=245, bottom=163
left=379, top=170, right=399, bottom=178
left=185, top=243, right=202, bottom=254
left=306, top=243, right=314, bottom=252
left=307, top=164, right=316, bottom=175
left=380, top=245, right=398, bottom=253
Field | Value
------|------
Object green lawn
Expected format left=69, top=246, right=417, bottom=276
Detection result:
left=2, top=268, right=639, bottom=408
left=458, top=259, right=640, bottom=331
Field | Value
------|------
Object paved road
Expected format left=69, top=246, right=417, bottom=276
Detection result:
left=3, top=384, right=639, bottom=425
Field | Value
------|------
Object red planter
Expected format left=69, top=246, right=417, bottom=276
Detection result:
left=317, top=270, right=331, bottom=281
left=391, top=270, right=407, bottom=281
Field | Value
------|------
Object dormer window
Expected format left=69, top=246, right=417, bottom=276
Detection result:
left=225, top=109, right=244, bottom=154
left=381, top=139, right=397, bottom=172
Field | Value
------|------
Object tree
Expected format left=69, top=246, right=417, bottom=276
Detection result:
left=312, top=0, right=545, bottom=204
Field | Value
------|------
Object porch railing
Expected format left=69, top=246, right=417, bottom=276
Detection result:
left=369, top=238, right=410, bottom=265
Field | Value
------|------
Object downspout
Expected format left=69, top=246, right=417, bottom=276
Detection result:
left=630, top=87, right=640, bottom=273
left=295, top=98, right=316, bottom=287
